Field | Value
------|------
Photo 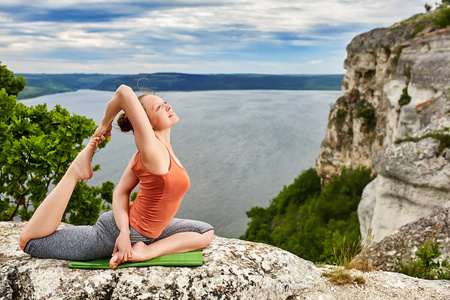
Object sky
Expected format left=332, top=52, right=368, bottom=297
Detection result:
left=0, top=0, right=431, bottom=75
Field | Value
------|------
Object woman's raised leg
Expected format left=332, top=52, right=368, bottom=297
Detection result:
left=19, top=137, right=100, bottom=250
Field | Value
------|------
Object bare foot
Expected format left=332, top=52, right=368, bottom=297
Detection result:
left=109, top=252, right=121, bottom=269
left=130, top=241, right=150, bottom=262
left=68, top=137, right=100, bottom=180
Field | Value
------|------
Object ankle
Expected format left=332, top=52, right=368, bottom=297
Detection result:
left=64, top=166, right=84, bottom=182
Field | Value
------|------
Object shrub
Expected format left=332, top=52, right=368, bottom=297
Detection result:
left=398, top=85, right=411, bottom=106
left=398, top=241, right=450, bottom=280
left=434, top=7, right=450, bottom=27
left=413, top=23, right=427, bottom=37
left=334, top=109, right=347, bottom=127
left=357, top=107, right=376, bottom=132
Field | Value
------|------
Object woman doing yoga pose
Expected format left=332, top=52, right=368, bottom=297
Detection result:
left=19, top=85, right=214, bottom=269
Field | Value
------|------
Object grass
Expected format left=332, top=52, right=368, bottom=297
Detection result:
left=322, top=268, right=366, bottom=285
left=333, top=236, right=362, bottom=268
left=390, top=7, right=441, bottom=29
left=336, top=229, right=375, bottom=272
left=321, top=230, right=374, bottom=286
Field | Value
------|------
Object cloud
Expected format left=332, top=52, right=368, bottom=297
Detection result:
left=0, top=0, right=430, bottom=74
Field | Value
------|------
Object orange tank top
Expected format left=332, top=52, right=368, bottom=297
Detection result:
left=128, top=148, right=190, bottom=238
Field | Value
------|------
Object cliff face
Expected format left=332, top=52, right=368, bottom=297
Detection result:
left=316, top=11, right=450, bottom=242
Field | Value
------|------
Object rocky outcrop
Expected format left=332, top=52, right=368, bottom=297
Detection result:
left=0, top=222, right=321, bottom=299
left=317, top=14, right=450, bottom=182
left=316, top=9, right=450, bottom=242
left=360, top=207, right=450, bottom=272
left=359, top=89, right=450, bottom=242
left=2, top=222, right=450, bottom=299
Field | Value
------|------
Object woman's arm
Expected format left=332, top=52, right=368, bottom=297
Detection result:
left=111, top=154, right=139, bottom=265
left=94, top=85, right=159, bottom=154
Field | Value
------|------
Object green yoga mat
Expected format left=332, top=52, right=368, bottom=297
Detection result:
left=68, top=250, right=203, bottom=269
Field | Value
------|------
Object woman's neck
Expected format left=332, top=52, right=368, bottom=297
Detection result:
left=154, top=129, right=171, bottom=148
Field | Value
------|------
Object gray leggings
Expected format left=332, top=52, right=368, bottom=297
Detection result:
left=24, top=211, right=213, bottom=261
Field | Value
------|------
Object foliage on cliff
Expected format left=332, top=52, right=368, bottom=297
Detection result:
left=0, top=62, right=114, bottom=224
left=242, top=167, right=374, bottom=263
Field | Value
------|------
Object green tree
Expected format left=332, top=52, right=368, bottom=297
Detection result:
left=0, top=62, right=26, bottom=96
left=242, top=167, right=374, bottom=263
left=0, top=62, right=114, bottom=225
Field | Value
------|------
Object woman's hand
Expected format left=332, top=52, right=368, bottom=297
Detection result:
left=93, top=122, right=112, bottom=142
left=110, top=230, right=132, bottom=269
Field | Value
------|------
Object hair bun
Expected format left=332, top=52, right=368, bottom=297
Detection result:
left=117, top=112, right=133, bottom=132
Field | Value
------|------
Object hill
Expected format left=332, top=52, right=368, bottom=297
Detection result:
left=17, top=73, right=343, bottom=99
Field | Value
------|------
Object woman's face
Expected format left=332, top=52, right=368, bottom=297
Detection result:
left=141, top=95, right=179, bottom=130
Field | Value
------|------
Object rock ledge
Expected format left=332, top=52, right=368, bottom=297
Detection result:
left=1, top=222, right=450, bottom=299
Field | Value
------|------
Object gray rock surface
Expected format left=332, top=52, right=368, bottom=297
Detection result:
left=360, top=207, right=450, bottom=272
left=359, top=94, right=450, bottom=242
left=0, top=222, right=320, bottom=299
left=1, top=222, right=450, bottom=299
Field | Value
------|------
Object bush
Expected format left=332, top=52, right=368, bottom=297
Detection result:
left=398, top=241, right=450, bottom=280
left=241, top=167, right=374, bottom=263
left=334, top=109, right=347, bottom=127
left=434, top=7, right=450, bottom=27
left=398, top=85, right=411, bottom=106
left=412, top=23, right=427, bottom=37
left=356, top=104, right=376, bottom=132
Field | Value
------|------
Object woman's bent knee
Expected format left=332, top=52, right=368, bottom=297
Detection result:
left=19, top=232, right=29, bottom=251
left=201, top=230, right=214, bottom=248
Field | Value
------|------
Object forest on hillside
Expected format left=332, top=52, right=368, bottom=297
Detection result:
left=17, top=73, right=344, bottom=99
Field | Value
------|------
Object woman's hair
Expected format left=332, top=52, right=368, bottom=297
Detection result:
left=117, top=112, right=134, bottom=132
left=116, top=87, right=156, bottom=133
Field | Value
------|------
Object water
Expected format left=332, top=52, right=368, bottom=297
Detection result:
left=21, top=89, right=340, bottom=238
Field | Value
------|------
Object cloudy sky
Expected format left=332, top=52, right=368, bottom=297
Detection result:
left=1, top=0, right=430, bottom=74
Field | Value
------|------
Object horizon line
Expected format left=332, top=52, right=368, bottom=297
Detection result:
left=17, top=72, right=345, bottom=76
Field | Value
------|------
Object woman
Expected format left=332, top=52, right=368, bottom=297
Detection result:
left=19, top=85, right=214, bottom=269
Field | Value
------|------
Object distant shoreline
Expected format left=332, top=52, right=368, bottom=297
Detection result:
left=17, top=72, right=344, bottom=100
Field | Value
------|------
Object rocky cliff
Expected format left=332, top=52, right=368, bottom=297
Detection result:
left=1, top=222, right=450, bottom=299
left=316, top=9, right=450, bottom=242
left=360, top=207, right=450, bottom=272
